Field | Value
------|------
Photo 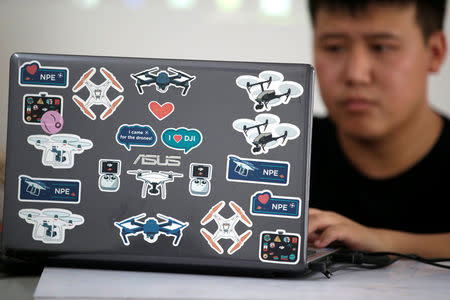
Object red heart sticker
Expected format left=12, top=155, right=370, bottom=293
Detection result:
left=149, top=101, right=174, bottom=121
left=257, top=193, right=270, bottom=205
left=26, top=64, right=38, bottom=75
left=173, top=135, right=182, bottom=143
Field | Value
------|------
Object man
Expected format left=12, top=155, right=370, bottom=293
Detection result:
left=308, top=0, right=450, bottom=258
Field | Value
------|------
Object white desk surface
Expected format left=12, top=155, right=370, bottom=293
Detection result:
left=33, top=260, right=449, bottom=300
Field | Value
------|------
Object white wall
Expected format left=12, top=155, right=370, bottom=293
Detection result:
left=1, top=0, right=449, bottom=217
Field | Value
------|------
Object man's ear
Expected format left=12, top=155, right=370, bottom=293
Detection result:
left=427, top=31, right=447, bottom=73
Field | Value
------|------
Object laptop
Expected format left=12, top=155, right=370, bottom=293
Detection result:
left=2, top=52, right=334, bottom=276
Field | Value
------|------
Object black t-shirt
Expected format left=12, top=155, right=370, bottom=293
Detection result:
left=310, top=117, right=450, bottom=234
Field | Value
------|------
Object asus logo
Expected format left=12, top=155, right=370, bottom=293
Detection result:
left=133, top=154, right=181, bottom=167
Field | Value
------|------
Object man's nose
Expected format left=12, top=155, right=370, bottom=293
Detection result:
left=344, top=46, right=372, bottom=86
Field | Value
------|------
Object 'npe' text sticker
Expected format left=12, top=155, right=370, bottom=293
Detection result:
left=161, top=127, right=202, bottom=154
left=250, top=190, right=301, bottom=219
left=116, top=124, right=157, bottom=151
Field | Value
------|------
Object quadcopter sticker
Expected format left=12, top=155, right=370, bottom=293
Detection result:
left=226, top=154, right=290, bottom=186
left=250, top=190, right=301, bottom=219
left=114, top=213, right=189, bottom=246
left=200, top=201, right=253, bottom=255
left=19, top=208, right=84, bottom=244
left=236, top=70, right=303, bottom=112
left=127, top=169, right=183, bottom=200
left=72, top=67, right=124, bottom=120
left=232, top=113, right=300, bottom=154
left=116, top=124, right=157, bottom=151
left=18, top=175, right=81, bottom=204
left=27, top=134, right=93, bottom=169
left=130, top=67, right=196, bottom=96
left=18, top=61, right=68, bottom=88
left=149, top=101, right=175, bottom=121
left=259, top=229, right=301, bottom=264
left=22, top=92, right=63, bottom=126
left=161, top=127, right=203, bottom=154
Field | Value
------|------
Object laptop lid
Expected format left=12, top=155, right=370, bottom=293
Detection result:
left=3, top=53, right=314, bottom=275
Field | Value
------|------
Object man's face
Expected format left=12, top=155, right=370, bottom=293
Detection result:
left=314, top=5, right=434, bottom=140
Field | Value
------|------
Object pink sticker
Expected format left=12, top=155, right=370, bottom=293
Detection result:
left=149, top=101, right=175, bottom=121
left=41, top=111, right=64, bottom=134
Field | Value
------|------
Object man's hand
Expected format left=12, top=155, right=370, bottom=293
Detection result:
left=308, top=208, right=384, bottom=252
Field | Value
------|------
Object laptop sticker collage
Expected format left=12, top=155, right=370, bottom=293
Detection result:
left=16, top=59, right=305, bottom=265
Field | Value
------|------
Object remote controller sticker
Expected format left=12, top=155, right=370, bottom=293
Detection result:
left=127, top=169, right=183, bottom=200
left=149, top=101, right=175, bottom=121
left=19, top=208, right=84, bottom=244
left=130, top=67, right=196, bottom=96
left=22, top=92, right=63, bottom=126
left=259, top=230, right=301, bottom=264
left=236, top=70, right=303, bottom=112
left=41, top=111, right=64, bottom=134
left=18, top=175, right=81, bottom=204
left=116, top=124, right=157, bottom=151
left=114, top=213, right=189, bottom=246
left=98, top=159, right=121, bottom=192
left=189, top=163, right=212, bottom=197
left=72, top=67, right=124, bottom=120
left=232, top=113, right=300, bottom=155
left=250, top=190, right=301, bottom=219
left=18, top=61, right=69, bottom=88
left=161, top=127, right=202, bottom=154
left=27, top=134, right=93, bottom=169
left=226, top=154, right=290, bottom=186
left=200, top=201, right=253, bottom=255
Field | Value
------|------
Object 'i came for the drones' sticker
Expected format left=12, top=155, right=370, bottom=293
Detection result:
left=19, top=61, right=68, bottom=88
left=259, top=229, right=301, bottom=264
left=18, top=175, right=81, bottom=204
left=226, top=154, right=290, bottom=186
left=250, top=190, right=301, bottom=219
left=116, top=124, right=157, bottom=151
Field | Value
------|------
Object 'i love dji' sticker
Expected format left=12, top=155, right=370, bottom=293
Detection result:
left=161, top=127, right=202, bottom=154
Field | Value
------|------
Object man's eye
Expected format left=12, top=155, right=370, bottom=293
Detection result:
left=371, top=44, right=392, bottom=52
left=323, top=45, right=344, bottom=53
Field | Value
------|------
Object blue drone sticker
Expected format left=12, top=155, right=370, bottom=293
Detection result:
left=130, top=67, right=196, bottom=96
left=114, top=213, right=189, bottom=246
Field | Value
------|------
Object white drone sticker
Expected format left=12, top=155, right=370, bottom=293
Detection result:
left=200, top=201, right=253, bottom=255
left=127, top=169, right=183, bottom=200
left=232, top=113, right=300, bottom=155
left=236, top=70, right=303, bottom=112
left=18, top=208, right=84, bottom=244
left=27, top=134, right=93, bottom=169
left=72, top=67, right=124, bottom=120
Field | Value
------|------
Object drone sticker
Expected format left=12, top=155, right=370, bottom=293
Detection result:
left=189, top=163, right=212, bottom=197
left=236, top=70, right=303, bottom=112
left=259, top=229, right=300, bottom=264
left=18, top=61, right=68, bottom=88
left=148, top=101, right=175, bottom=121
left=18, top=175, right=81, bottom=204
left=114, top=213, right=189, bottom=246
left=200, top=201, right=253, bottom=255
left=130, top=67, right=196, bottom=96
left=72, top=67, right=124, bottom=120
left=22, top=92, right=63, bottom=126
left=27, top=134, right=93, bottom=169
left=18, top=208, right=84, bottom=244
left=116, top=124, right=157, bottom=151
left=127, top=169, right=183, bottom=200
left=226, top=154, right=290, bottom=186
left=232, top=113, right=300, bottom=154
left=161, top=127, right=203, bottom=154
left=250, top=190, right=301, bottom=219
left=98, top=159, right=121, bottom=192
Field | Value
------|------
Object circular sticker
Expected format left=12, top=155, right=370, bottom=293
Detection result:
left=41, top=111, right=64, bottom=134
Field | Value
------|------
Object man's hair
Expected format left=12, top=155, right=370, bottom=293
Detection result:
left=308, top=0, right=447, bottom=41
